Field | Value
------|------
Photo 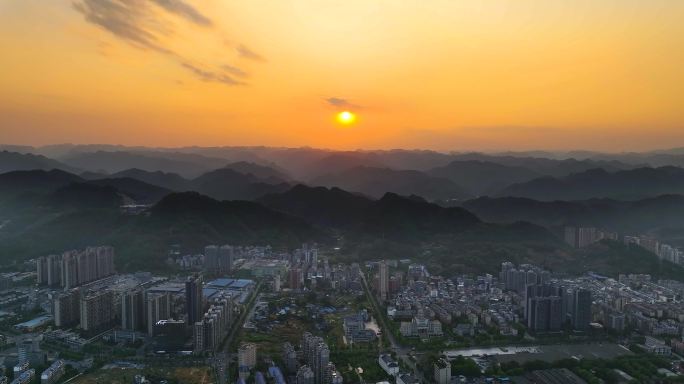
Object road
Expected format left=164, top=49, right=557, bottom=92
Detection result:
left=213, top=281, right=262, bottom=384
left=222, top=281, right=262, bottom=353
left=359, top=271, right=425, bottom=382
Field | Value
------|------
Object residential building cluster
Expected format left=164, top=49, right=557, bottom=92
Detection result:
left=46, top=260, right=249, bottom=354
left=501, top=263, right=592, bottom=333
left=564, top=226, right=684, bottom=266
left=564, top=226, right=618, bottom=248
left=624, top=234, right=684, bottom=265
left=36, top=246, right=115, bottom=288
left=193, top=280, right=234, bottom=352
left=379, top=261, right=594, bottom=342
left=590, top=274, right=684, bottom=342
left=387, top=264, right=517, bottom=341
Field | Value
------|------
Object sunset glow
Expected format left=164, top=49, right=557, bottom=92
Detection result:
left=1, top=1, right=683, bottom=151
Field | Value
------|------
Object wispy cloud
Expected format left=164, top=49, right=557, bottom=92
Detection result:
left=325, top=97, right=362, bottom=109
left=151, top=0, right=212, bottom=27
left=181, top=63, right=246, bottom=86
left=236, top=44, right=266, bottom=62
left=72, top=0, right=254, bottom=86
left=222, top=64, right=248, bottom=78
left=73, top=0, right=172, bottom=54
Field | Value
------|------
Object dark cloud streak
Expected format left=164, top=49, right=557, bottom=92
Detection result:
left=236, top=44, right=266, bottom=62
left=222, top=64, right=248, bottom=78
left=326, top=97, right=362, bottom=109
left=182, top=63, right=246, bottom=86
left=151, top=0, right=212, bottom=27
left=72, top=0, right=250, bottom=86
left=73, top=0, right=172, bottom=54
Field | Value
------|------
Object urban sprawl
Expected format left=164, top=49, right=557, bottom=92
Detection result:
left=1, top=237, right=684, bottom=384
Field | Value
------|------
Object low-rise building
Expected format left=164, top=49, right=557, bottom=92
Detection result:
left=10, top=369, right=35, bottom=384
left=40, top=360, right=65, bottom=384
left=433, top=358, right=451, bottom=384
left=378, top=354, right=399, bottom=376
left=396, top=373, right=420, bottom=384
left=400, top=315, right=443, bottom=339
left=641, top=336, right=672, bottom=356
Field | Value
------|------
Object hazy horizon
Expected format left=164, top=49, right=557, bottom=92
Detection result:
left=3, top=141, right=684, bottom=156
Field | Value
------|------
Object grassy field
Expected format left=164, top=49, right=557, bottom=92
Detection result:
left=71, top=366, right=215, bottom=384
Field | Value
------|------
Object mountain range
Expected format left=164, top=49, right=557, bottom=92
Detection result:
left=0, top=168, right=682, bottom=278
left=3, top=144, right=684, bottom=278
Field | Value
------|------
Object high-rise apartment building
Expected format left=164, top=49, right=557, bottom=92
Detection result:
left=564, top=226, right=578, bottom=248
left=121, top=288, right=145, bottom=332
left=185, top=274, right=204, bottom=326
left=282, top=342, right=299, bottom=373
left=41, top=247, right=115, bottom=289
left=80, top=290, right=115, bottom=332
left=46, top=254, right=61, bottom=286
left=525, top=284, right=563, bottom=333
left=289, top=268, right=303, bottom=290
left=146, top=292, right=171, bottom=336
left=204, top=245, right=235, bottom=276
left=578, top=227, right=598, bottom=248
left=572, top=288, right=592, bottom=331
left=53, top=289, right=81, bottom=327
left=296, top=365, right=315, bottom=384
left=301, top=332, right=330, bottom=384
left=378, top=260, right=389, bottom=301
left=36, top=257, right=48, bottom=285
left=193, top=293, right=232, bottom=352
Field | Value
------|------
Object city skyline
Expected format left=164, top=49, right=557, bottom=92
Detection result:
left=1, top=1, right=684, bottom=151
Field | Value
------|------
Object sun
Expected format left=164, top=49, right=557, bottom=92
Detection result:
left=336, top=111, right=357, bottom=125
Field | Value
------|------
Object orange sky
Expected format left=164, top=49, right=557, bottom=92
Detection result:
left=1, top=1, right=683, bottom=151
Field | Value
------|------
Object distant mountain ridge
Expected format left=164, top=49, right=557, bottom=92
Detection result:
left=448, top=153, right=636, bottom=177
left=110, top=163, right=292, bottom=201
left=463, top=193, right=684, bottom=239
left=427, top=160, right=540, bottom=195
left=0, top=162, right=292, bottom=205
left=222, top=161, right=291, bottom=182
left=496, top=166, right=684, bottom=200
left=190, top=168, right=290, bottom=201
left=312, top=166, right=472, bottom=201
left=59, top=150, right=228, bottom=178
left=111, top=169, right=189, bottom=190
left=0, top=150, right=78, bottom=174
left=0, top=169, right=170, bottom=206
